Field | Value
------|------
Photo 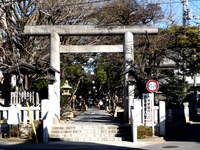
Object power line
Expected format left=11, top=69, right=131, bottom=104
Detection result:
left=190, top=1, right=200, bottom=12
left=0, top=0, right=112, bottom=5
left=154, top=0, right=200, bottom=5
left=55, top=0, right=112, bottom=7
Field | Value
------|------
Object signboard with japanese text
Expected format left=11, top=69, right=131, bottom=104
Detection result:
left=142, top=93, right=154, bottom=126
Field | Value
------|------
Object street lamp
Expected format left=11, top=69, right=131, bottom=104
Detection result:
left=61, top=80, right=72, bottom=109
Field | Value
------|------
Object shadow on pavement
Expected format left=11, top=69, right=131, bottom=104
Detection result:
left=0, top=138, right=148, bottom=150
left=164, top=115, right=200, bottom=143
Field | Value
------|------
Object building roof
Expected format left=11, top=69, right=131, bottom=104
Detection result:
left=5, top=61, right=36, bottom=74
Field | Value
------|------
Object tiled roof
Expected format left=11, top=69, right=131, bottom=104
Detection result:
left=5, top=61, right=36, bottom=74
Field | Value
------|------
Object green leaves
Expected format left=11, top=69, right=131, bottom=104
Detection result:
left=96, top=68, right=107, bottom=85
left=161, top=80, right=188, bottom=105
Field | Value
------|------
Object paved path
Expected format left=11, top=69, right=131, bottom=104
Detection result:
left=69, top=108, right=121, bottom=125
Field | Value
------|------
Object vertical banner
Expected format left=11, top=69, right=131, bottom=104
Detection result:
left=142, top=93, right=154, bottom=126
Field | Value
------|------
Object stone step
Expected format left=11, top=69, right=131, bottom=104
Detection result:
left=49, top=124, right=132, bottom=142
left=50, top=127, right=131, bottom=132
left=50, top=132, right=130, bottom=137
left=50, top=130, right=131, bottom=137
left=50, top=128, right=132, bottom=136
left=51, top=124, right=131, bottom=131
left=50, top=133, right=118, bottom=138
left=50, top=136, right=133, bottom=142
left=51, top=129, right=131, bottom=134
left=51, top=124, right=119, bottom=130
left=56, top=137, right=123, bottom=142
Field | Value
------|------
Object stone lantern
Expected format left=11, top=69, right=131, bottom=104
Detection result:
left=61, top=80, right=72, bottom=96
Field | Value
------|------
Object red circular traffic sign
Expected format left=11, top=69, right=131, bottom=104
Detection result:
left=146, top=79, right=159, bottom=93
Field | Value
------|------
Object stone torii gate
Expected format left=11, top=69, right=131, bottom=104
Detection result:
left=24, top=25, right=158, bottom=123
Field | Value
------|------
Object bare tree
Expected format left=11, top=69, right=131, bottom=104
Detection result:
left=0, top=0, right=103, bottom=70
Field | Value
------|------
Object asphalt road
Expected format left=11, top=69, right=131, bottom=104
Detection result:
left=142, top=141, right=200, bottom=150
left=0, top=140, right=200, bottom=150
left=0, top=141, right=150, bottom=150
left=1, top=109, right=200, bottom=150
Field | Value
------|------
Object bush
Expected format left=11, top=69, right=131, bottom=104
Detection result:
left=137, top=125, right=152, bottom=139
left=11, top=125, right=22, bottom=137
left=19, top=120, right=43, bottom=143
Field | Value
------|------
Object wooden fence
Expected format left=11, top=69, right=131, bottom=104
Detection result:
left=0, top=91, right=41, bottom=125
left=10, top=91, right=40, bottom=106
left=0, top=106, right=40, bottom=124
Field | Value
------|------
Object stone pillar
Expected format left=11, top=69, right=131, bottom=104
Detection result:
left=134, top=98, right=142, bottom=125
left=128, top=85, right=135, bottom=123
left=49, top=32, right=60, bottom=119
left=41, top=99, right=54, bottom=143
left=159, top=101, right=166, bottom=136
left=183, top=102, right=189, bottom=122
left=124, top=32, right=134, bottom=123
left=154, top=106, right=159, bottom=135
left=131, top=107, right=137, bottom=143
left=2, top=109, right=8, bottom=123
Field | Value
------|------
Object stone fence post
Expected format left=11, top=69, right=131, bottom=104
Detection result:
left=183, top=102, right=189, bottom=122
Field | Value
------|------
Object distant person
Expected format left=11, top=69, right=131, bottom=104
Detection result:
left=79, top=100, right=83, bottom=111
left=89, top=99, right=93, bottom=108
left=98, top=99, right=103, bottom=110
left=105, top=98, right=109, bottom=111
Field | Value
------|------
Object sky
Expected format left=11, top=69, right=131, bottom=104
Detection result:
left=157, top=0, right=200, bottom=28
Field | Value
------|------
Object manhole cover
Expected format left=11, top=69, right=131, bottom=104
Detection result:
left=162, top=146, right=179, bottom=149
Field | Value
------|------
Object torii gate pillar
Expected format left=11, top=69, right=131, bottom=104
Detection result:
left=124, top=32, right=134, bottom=123
left=49, top=32, right=60, bottom=118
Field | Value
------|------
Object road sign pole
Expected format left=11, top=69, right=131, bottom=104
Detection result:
left=151, top=92, right=155, bottom=136
left=145, top=80, right=159, bottom=136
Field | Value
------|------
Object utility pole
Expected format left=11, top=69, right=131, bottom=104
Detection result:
left=194, top=22, right=200, bottom=114
left=182, top=0, right=188, bottom=26
left=194, top=49, right=197, bottom=105
left=181, top=0, right=188, bottom=83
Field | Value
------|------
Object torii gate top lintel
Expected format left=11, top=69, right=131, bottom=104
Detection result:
left=24, top=25, right=158, bottom=36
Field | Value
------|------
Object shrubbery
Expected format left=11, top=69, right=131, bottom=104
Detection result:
left=137, top=125, right=153, bottom=139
